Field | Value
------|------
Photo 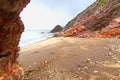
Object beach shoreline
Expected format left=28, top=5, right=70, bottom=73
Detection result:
left=19, top=36, right=53, bottom=48
left=17, top=37, right=120, bottom=80
left=19, top=29, right=53, bottom=47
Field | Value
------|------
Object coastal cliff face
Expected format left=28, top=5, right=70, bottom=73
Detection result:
left=63, top=0, right=120, bottom=38
left=0, top=0, right=30, bottom=80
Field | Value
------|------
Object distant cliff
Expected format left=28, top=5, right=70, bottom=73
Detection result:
left=62, top=0, right=120, bottom=38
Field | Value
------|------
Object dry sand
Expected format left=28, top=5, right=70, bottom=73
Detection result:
left=17, top=37, right=120, bottom=80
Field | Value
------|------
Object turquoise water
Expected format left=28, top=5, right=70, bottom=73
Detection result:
left=19, top=30, right=53, bottom=47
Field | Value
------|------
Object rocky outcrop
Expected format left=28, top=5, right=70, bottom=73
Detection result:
left=63, top=1, right=98, bottom=31
left=63, top=0, right=120, bottom=38
left=50, top=25, right=63, bottom=33
left=0, top=0, right=30, bottom=80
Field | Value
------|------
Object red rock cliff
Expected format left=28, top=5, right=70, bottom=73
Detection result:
left=63, top=0, right=120, bottom=38
left=0, top=0, right=30, bottom=80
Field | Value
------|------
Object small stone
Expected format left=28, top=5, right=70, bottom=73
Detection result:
left=90, top=62, right=95, bottom=65
left=76, top=71, right=79, bottom=74
left=117, top=60, right=120, bottom=63
left=84, top=66, right=88, bottom=69
left=94, top=70, right=99, bottom=73
left=29, top=66, right=32, bottom=68
left=87, top=59, right=91, bottom=61
left=44, top=61, right=48, bottom=64
left=73, top=75, right=77, bottom=78
left=108, top=52, right=113, bottom=56
left=79, top=77, right=83, bottom=80
left=81, top=71, right=84, bottom=73
left=95, top=61, right=100, bottom=64
left=34, top=62, right=36, bottom=65
left=110, top=79, right=115, bottom=80
left=78, top=68, right=81, bottom=70
left=86, top=59, right=91, bottom=62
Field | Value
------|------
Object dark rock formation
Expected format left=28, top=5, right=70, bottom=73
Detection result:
left=63, top=0, right=120, bottom=38
left=0, top=0, right=30, bottom=80
left=50, top=25, right=63, bottom=33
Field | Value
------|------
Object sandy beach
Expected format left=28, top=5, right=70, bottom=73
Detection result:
left=17, top=37, right=120, bottom=80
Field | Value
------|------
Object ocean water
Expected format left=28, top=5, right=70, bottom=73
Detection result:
left=19, top=30, right=54, bottom=47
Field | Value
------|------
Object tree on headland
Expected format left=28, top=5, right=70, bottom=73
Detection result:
left=63, top=0, right=120, bottom=38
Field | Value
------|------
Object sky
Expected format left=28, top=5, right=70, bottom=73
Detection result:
left=20, top=0, right=95, bottom=30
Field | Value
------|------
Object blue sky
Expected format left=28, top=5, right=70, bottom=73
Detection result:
left=20, top=0, right=95, bottom=30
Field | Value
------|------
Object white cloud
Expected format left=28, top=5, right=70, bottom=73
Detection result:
left=20, top=0, right=96, bottom=30
left=20, top=2, right=71, bottom=30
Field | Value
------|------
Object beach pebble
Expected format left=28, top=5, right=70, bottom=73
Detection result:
left=110, top=79, right=115, bottom=80
left=94, top=70, right=99, bottom=73
left=78, top=68, right=81, bottom=71
left=117, top=60, right=120, bottom=63
left=28, top=66, right=32, bottom=68
left=34, top=62, right=36, bottom=65
left=44, top=61, right=48, bottom=64
left=81, top=70, right=84, bottom=73
left=84, top=66, right=88, bottom=69
left=86, top=59, right=91, bottom=62
left=90, top=62, right=95, bottom=65
left=73, top=75, right=78, bottom=78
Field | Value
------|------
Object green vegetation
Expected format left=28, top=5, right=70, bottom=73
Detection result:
left=99, top=0, right=107, bottom=7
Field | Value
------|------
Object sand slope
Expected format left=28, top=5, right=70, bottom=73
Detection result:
left=17, top=37, right=120, bottom=80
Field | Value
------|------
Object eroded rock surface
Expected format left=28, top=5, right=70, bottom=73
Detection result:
left=0, top=0, right=30, bottom=80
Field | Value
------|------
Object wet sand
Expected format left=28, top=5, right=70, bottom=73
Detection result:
left=17, top=37, right=120, bottom=80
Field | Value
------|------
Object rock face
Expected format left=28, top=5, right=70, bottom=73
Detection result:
left=50, top=25, right=63, bottom=33
left=0, top=0, right=30, bottom=80
left=63, top=0, right=120, bottom=38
